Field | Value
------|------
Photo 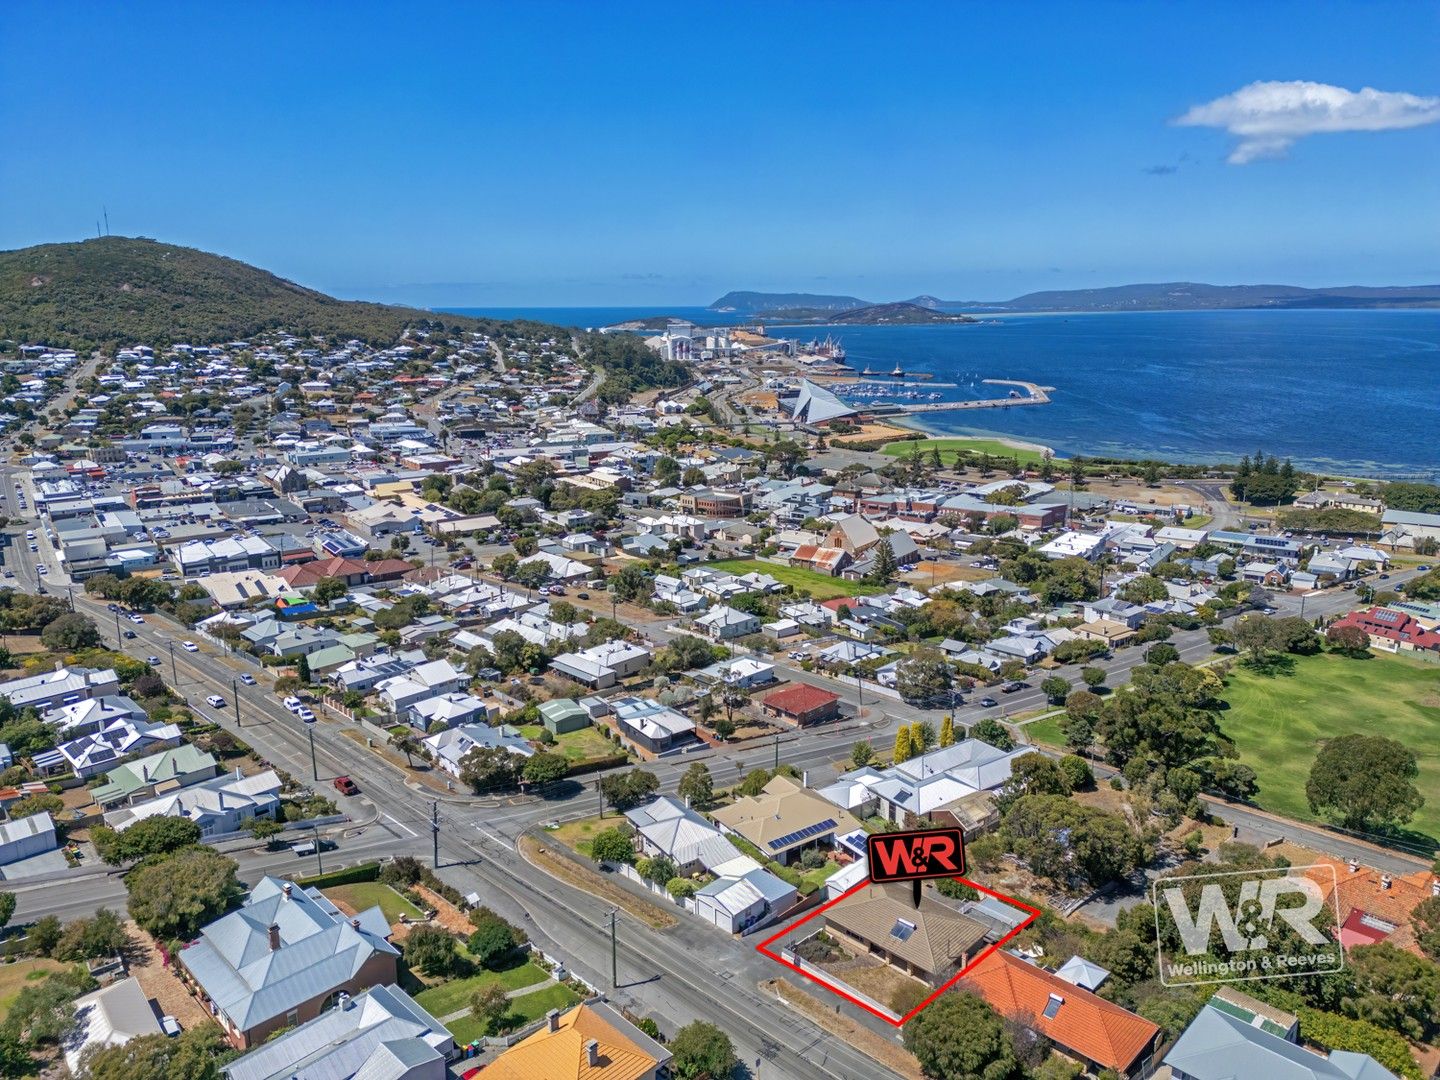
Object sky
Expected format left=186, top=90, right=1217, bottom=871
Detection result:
left=2, top=1, right=1438, bottom=306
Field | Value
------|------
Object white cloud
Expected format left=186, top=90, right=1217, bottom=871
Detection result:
left=1175, top=80, right=1440, bottom=164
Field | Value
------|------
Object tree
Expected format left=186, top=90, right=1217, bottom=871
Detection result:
left=93, top=816, right=202, bottom=865
left=911, top=721, right=937, bottom=753
left=902, top=991, right=1021, bottom=1080
left=678, top=763, right=714, bottom=809
left=938, top=716, right=956, bottom=748
left=1207, top=626, right=1234, bottom=650
left=1144, top=643, right=1180, bottom=666
left=1307, top=734, right=1423, bottom=832
left=403, top=923, right=464, bottom=978
left=637, top=855, right=677, bottom=885
left=469, top=982, right=511, bottom=1035
left=970, top=716, right=1014, bottom=751
left=866, top=537, right=899, bottom=585
left=40, top=612, right=100, bottom=651
left=895, top=647, right=953, bottom=705
left=1058, top=754, right=1094, bottom=790
left=1040, top=676, right=1071, bottom=704
left=1003, top=794, right=1147, bottom=889
left=610, top=563, right=652, bottom=603
left=1080, top=666, right=1106, bottom=690
left=522, top=751, right=569, bottom=788
left=599, top=770, right=659, bottom=812
left=389, top=730, right=421, bottom=767
left=248, top=818, right=285, bottom=845
left=125, top=846, right=243, bottom=941
left=458, top=746, right=522, bottom=794
left=1326, top=623, right=1371, bottom=657
left=312, top=576, right=348, bottom=605
left=468, top=917, right=520, bottom=970
left=2, top=970, right=92, bottom=1048
left=669, top=1020, right=738, bottom=1080
left=590, top=827, right=636, bottom=864
left=893, top=725, right=915, bottom=764
left=79, top=1027, right=226, bottom=1080
left=661, top=633, right=717, bottom=673
left=993, top=752, right=1071, bottom=814
left=737, top=768, right=772, bottom=796
left=850, top=740, right=875, bottom=768
left=1413, top=895, right=1440, bottom=961
left=8, top=794, right=62, bottom=819
left=0, top=891, right=14, bottom=932
left=295, top=653, right=312, bottom=684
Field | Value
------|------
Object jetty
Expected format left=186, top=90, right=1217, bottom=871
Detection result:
left=874, top=379, right=1054, bottom=414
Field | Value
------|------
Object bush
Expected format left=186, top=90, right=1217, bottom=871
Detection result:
left=298, top=862, right=381, bottom=889
left=1297, top=1007, right=1422, bottom=1079
left=1057, top=755, right=1094, bottom=791
left=799, top=848, right=827, bottom=870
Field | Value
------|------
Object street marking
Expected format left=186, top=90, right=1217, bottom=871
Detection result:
left=476, top=824, right=514, bottom=851
left=382, top=813, right=418, bottom=838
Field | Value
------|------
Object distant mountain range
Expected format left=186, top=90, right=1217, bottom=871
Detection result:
left=710, top=282, right=1440, bottom=315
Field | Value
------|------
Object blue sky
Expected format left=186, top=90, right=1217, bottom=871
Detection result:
left=3, top=2, right=1437, bottom=305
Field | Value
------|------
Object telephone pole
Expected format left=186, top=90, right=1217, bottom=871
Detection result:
left=232, top=678, right=241, bottom=728
left=168, top=640, right=178, bottom=688
left=312, top=823, right=323, bottom=876
left=308, top=725, right=318, bottom=781
left=430, top=801, right=440, bottom=868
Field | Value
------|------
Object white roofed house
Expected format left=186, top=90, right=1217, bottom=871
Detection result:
left=0, top=666, right=120, bottom=712
left=104, top=769, right=282, bottom=839
left=694, top=605, right=761, bottom=641
left=35, top=715, right=184, bottom=779
left=548, top=640, right=650, bottom=689
left=422, top=724, right=534, bottom=778
left=0, top=812, right=61, bottom=878
left=376, top=659, right=468, bottom=713
left=819, top=739, right=1031, bottom=826
left=624, top=795, right=737, bottom=875
left=405, top=691, right=499, bottom=731
left=609, top=695, right=696, bottom=755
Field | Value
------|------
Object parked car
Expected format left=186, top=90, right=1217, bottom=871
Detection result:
left=297, top=707, right=316, bottom=722
left=1001, top=681, right=1026, bottom=693
left=239, top=673, right=256, bottom=685
left=182, top=641, right=199, bottom=652
left=129, top=613, right=145, bottom=623
left=282, top=696, right=303, bottom=712
left=577, top=592, right=590, bottom=600
left=333, top=775, right=359, bottom=796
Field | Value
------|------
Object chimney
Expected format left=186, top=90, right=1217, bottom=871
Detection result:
left=1381, top=874, right=1393, bottom=891
left=585, top=1040, right=599, bottom=1067
left=351, top=917, right=361, bottom=930
left=267, top=924, right=281, bottom=951
left=338, top=992, right=352, bottom=1010
left=546, top=1008, right=561, bottom=1033
left=1347, top=858, right=1360, bottom=874
left=282, top=882, right=292, bottom=901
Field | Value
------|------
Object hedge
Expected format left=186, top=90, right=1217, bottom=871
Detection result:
left=294, top=861, right=381, bottom=889
left=566, top=753, right=630, bottom=778
left=1298, top=1007, right=1422, bottom=1079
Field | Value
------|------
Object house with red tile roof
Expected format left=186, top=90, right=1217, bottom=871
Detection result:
left=275, top=556, right=415, bottom=590
left=1302, top=857, right=1438, bottom=955
left=961, top=950, right=1162, bottom=1078
left=788, top=545, right=851, bottom=576
left=1329, top=606, right=1440, bottom=654
left=761, top=684, right=842, bottom=726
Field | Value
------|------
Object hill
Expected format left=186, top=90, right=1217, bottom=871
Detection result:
left=0, top=236, right=548, bottom=350
left=709, top=290, right=869, bottom=313
left=994, top=281, right=1440, bottom=312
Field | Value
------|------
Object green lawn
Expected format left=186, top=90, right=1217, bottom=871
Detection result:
left=1020, top=712, right=1068, bottom=749
left=880, top=437, right=1050, bottom=467
left=1218, top=650, right=1440, bottom=842
left=705, top=559, right=886, bottom=599
left=798, top=860, right=842, bottom=893
left=0, top=959, right=66, bottom=1021
left=323, top=882, right=423, bottom=924
left=413, top=959, right=550, bottom=1018
left=514, top=723, right=616, bottom=764
left=443, top=982, right=581, bottom=1045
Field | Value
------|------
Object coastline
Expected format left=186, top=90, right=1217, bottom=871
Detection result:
left=882, top=413, right=1057, bottom=459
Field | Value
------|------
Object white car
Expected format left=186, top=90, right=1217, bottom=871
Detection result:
left=182, top=641, right=198, bottom=652
left=297, top=707, right=316, bottom=722
left=205, top=694, right=226, bottom=708
left=129, top=613, right=144, bottom=623
left=283, top=696, right=303, bottom=712
left=239, top=673, right=256, bottom=685
left=37, top=565, right=47, bottom=575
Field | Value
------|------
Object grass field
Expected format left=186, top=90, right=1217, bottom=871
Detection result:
left=514, top=724, right=615, bottom=764
left=413, top=959, right=550, bottom=1017
left=880, top=436, right=1050, bottom=467
left=0, top=959, right=66, bottom=1021
left=1219, top=650, right=1440, bottom=841
left=443, top=981, right=581, bottom=1044
left=705, top=559, right=886, bottom=599
left=1020, top=712, right=1067, bottom=749
left=323, top=882, right=423, bottom=924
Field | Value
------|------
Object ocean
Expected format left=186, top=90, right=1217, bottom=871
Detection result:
left=443, top=307, right=1440, bottom=478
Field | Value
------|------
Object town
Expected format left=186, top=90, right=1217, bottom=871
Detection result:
left=3, top=314, right=1440, bottom=1080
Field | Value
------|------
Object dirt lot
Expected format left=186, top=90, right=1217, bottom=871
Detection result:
left=127, top=924, right=215, bottom=1032
left=902, top=561, right=989, bottom=586
left=763, top=978, right=924, bottom=1080
left=830, top=422, right=917, bottom=446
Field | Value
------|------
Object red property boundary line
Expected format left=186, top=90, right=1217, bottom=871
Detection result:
left=756, top=875, right=1042, bottom=1027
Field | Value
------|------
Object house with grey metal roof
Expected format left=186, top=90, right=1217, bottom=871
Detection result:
left=221, top=983, right=452, bottom=1080
left=179, top=876, right=399, bottom=1048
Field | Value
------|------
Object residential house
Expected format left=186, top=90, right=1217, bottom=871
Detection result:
left=482, top=1001, right=671, bottom=1080
left=423, top=724, right=534, bottom=778
left=1330, top=607, right=1440, bottom=655
left=624, top=796, right=737, bottom=875
left=61, top=977, right=165, bottom=1075
left=963, top=950, right=1162, bottom=1079
left=693, top=857, right=798, bottom=934
left=1165, top=988, right=1399, bottom=1080
left=90, top=745, right=219, bottom=807
left=39, top=716, right=183, bottom=779
left=822, top=882, right=988, bottom=986
left=819, top=739, right=1029, bottom=825
left=609, top=696, right=695, bottom=754
left=539, top=698, right=591, bottom=735
left=693, top=605, right=761, bottom=641
left=760, top=684, right=841, bottom=727
left=0, top=666, right=120, bottom=712
left=105, top=769, right=282, bottom=839
left=0, top=813, right=60, bottom=875
left=711, top=774, right=845, bottom=865
left=180, top=876, right=400, bottom=1049
left=406, top=691, right=498, bottom=731
left=695, top=656, right=777, bottom=689
left=1302, top=857, right=1438, bottom=954
left=549, top=641, right=650, bottom=689
left=221, top=984, right=453, bottom=1080
left=376, top=659, right=468, bottom=713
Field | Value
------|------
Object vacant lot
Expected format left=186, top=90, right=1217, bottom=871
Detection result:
left=413, top=958, right=550, bottom=1018
left=324, top=882, right=423, bottom=925
left=705, top=559, right=886, bottom=599
left=514, top=723, right=614, bottom=764
left=880, top=436, right=1050, bottom=467
left=1219, top=650, right=1440, bottom=841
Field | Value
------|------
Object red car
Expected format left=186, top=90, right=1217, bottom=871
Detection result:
left=333, top=776, right=359, bottom=796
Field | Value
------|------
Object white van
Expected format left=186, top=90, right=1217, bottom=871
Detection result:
left=283, top=696, right=303, bottom=712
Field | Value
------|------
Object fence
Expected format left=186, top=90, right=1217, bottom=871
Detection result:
left=779, top=931, right=902, bottom=1023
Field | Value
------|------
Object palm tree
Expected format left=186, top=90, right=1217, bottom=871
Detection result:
left=389, top=730, right=421, bottom=767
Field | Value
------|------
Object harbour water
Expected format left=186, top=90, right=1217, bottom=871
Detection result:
left=446, top=307, right=1440, bottom=477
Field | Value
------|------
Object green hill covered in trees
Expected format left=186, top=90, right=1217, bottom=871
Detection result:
left=0, top=236, right=555, bottom=349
